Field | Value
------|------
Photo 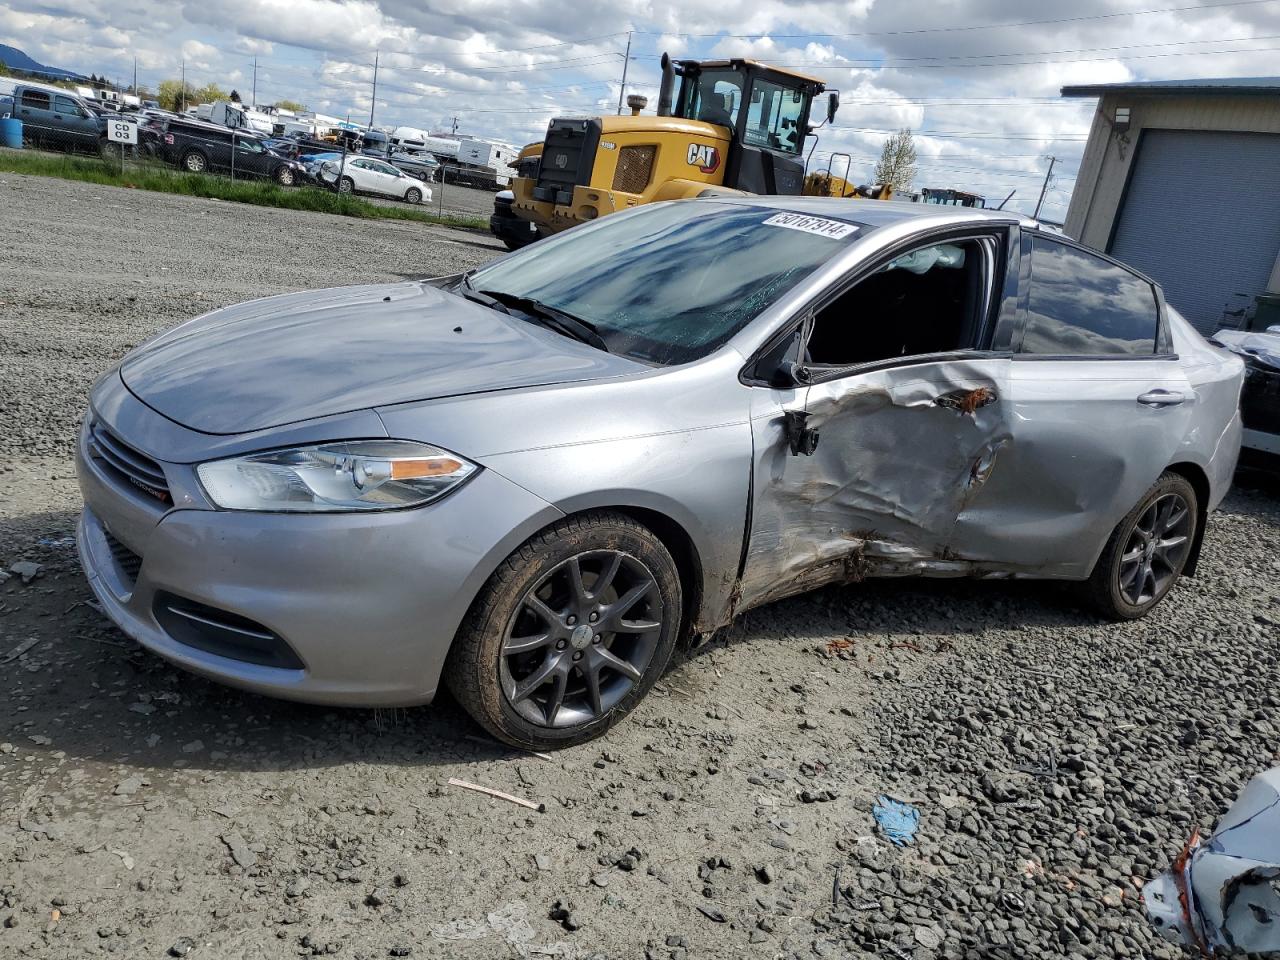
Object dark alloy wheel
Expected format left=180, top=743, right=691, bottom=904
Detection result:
left=445, top=512, right=682, bottom=749
left=501, top=550, right=663, bottom=728
left=1083, top=471, right=1198, bottom=620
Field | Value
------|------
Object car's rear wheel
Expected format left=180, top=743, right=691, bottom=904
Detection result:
left=182, top=149, right=208, bottom=173
left=404, top=186, right=422, bottom=204
left=275, top=165, right=296, bottom=186
left=445, top=512, right=682, bottom=749
left=337, top=176, right=354, bottom=195
left=1083, top=471, right=1197, bottom=620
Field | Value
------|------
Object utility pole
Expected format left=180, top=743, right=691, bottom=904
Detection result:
left=181, top=59, right=186, bottom=111
left=451, top=116, right=459, bottom=135
left=132, top=57, right=136, bottom=94
left=1034, top=155, right=1057, bottom=219
left=368, top=50, right=379, bottom=127
left=252, top=57, right=258, bottom=106
left=616, top=30, right=633, bottom=115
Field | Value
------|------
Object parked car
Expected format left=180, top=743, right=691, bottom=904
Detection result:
left=1212, top=326, right=1280, bottom=456
left=157, top=117, right=306, bottom=185
left=74, top=198, right=1243, bottom=749
left=317, top=156, right=431, bottom=202
left=386, top=149, right=439, bottom=182
left=11, top=84, right=106, bottom=153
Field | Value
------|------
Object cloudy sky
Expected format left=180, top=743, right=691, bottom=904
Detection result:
left=4, top=0, right=1280, bottom=218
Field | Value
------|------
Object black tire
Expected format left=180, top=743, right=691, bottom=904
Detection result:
left=182, top=149, right=208, bottom=173
left=1082, top=471, right=1198, bottom=620
left=445, top=512, right=682, bottom=750
left=404, top=186, right=422, bottom=204
left=337, top=176, right=354, bottom=195
left=274, top=165, right=296, bottom=186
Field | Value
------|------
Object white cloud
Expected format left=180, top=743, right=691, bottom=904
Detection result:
left=2, top=0, right=1276, bottom=213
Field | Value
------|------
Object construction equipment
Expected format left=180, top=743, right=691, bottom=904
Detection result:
left=491, top=53, right=879, bottom=249
left=918, top=188, right=986, bottom=208
left=803, top=152, right=894, bottom=200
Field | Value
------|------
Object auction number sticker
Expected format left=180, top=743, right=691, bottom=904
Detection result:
left=106, top=120, right=137, bottom=145
left=762, top=212, right=858, bottom=239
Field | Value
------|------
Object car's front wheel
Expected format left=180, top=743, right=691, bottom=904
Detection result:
left=337, top=176, right=354, bottom=195
left=182, top=149, right=208, bottom=173
left=404, top=186, right=422, bottom=204
left=275, top=165, right=296, bottom=186
left=1083, top=471, right=1197, bottom=620
left=445, top=512, right=682, bottom=749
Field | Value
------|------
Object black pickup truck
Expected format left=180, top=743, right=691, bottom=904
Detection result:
left=156, top=116, right=306, bottom=185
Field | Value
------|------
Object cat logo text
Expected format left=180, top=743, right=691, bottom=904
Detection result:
left=687, top=143, right=721, bottom=174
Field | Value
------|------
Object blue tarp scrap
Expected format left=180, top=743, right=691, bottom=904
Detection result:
left=873, top=796, right=920, bottom=846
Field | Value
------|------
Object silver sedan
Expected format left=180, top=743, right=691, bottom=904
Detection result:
left=75, top=198, right=1244, bottom=749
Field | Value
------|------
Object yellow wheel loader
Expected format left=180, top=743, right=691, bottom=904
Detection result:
left=490, top=54, right=885, bottom=250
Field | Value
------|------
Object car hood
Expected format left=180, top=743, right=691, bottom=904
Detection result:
left=120, top=281, right=643, bottom=435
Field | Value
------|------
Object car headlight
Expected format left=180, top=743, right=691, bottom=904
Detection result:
left=196, top=440, right=477, bottom=512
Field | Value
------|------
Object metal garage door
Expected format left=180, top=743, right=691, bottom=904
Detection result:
left=1108, top=129, right=1280, bottom=334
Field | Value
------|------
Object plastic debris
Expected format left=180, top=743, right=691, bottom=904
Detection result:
left=872, top=796, right=920, bottom=846
left=1145, top=766, right=1280, bottom=955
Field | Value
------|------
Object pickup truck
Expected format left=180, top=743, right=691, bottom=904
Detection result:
left=157, top=116, right=306, bottom=185
left=10, top=84, right=107, bottom=154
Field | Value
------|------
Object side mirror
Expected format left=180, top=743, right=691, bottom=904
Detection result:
left=773, top=359, right=812, bottom=389
left=826, top=91, right=840, bottom=124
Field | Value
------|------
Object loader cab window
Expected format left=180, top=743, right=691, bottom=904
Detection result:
left=680, top=69, right=743, bottom=129
left=744, top=78, right=807, bottom=154
left=805, top=239, right=989, bottom=368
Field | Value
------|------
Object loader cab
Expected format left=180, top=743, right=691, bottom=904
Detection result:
left=671, top=59, right=827, bottom=196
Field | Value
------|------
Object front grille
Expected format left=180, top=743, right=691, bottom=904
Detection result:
left=153, top=592, right=305, bottom=670
left=533, top=117, right=600, bottom=205
left=89, top=420, right=171, bottom=504
left=612, top=145, right=655, bottom=194
left=103, top=530, right=143, bottom=584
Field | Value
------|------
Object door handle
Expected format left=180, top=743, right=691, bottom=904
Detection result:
left=1136, top=389, right=1187, bottom=408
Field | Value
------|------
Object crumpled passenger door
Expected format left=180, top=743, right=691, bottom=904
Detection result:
left=738, top=355, right=1014, bottom=612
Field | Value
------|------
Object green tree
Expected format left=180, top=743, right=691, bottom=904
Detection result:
left=873, top=128, right=917, bottom=192
left=157, top=79, right=196, bottom=111
left=274, top=98, right=307, bottom=113
left=193, top=82, right=228, bottom=105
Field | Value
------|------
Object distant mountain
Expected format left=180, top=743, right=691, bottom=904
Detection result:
left=0, top=44, right=85, bottom=80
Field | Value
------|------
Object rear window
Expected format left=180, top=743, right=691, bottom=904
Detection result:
left=20, top=90, right=51, bottom=109
left=470, top=202, right=865, bottom=365
left=1020, top=236, right=1159, bottom=356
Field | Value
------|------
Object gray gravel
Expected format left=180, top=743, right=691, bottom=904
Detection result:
left=2, top=172, right=1279, bottom=959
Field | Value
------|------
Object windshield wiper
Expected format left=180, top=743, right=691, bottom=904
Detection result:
left=456, top=273, right=512, bottom=314
left=475, top=288, right=610, bottom=353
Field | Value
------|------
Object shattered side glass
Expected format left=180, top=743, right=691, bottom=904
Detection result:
left=1145, top=767, right=1280, bottom=955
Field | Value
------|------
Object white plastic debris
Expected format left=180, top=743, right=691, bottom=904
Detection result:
left=1145, top=766, right=1280, bottom=955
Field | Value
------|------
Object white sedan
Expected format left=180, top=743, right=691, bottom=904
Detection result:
left=319, top=156, right=432, bottom=204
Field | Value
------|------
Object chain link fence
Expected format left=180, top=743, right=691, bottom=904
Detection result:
left=0, top=98, right=501, bottom=224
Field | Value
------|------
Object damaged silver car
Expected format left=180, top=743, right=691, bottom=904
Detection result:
left=75, top=198, right=1244, bottom=749
left=1145, top=767, right=1280, bottom=954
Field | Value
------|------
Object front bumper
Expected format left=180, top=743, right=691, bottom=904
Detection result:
left=75, top=403, right=562, bottom=707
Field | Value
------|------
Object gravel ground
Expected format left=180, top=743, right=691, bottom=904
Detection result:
left=2, top=172, right=1279, bottom=960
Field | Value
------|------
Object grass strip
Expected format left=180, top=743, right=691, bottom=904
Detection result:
left=0, top=149, right=489, bottom=231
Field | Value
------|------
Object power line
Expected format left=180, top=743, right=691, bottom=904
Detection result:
left=760, top=43, right=1280, bottom=70
left=633, top=0, right=1277, bottom=40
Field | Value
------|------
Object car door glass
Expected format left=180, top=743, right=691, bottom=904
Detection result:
left=1020, top=237, right=1158, bottom=355
left=54, top=96, right=82, bottom=117
left=805, top=240, right=987, bottom=367
left=20, top=90, right=51, bottom=110
left=236, top=139, right=265, bottom=153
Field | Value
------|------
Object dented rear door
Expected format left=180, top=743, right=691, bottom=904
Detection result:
left=738, top=354, right=1015, bottom=611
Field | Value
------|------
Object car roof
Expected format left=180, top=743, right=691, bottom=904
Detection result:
left=708, top=194, right=1038, bottom=230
